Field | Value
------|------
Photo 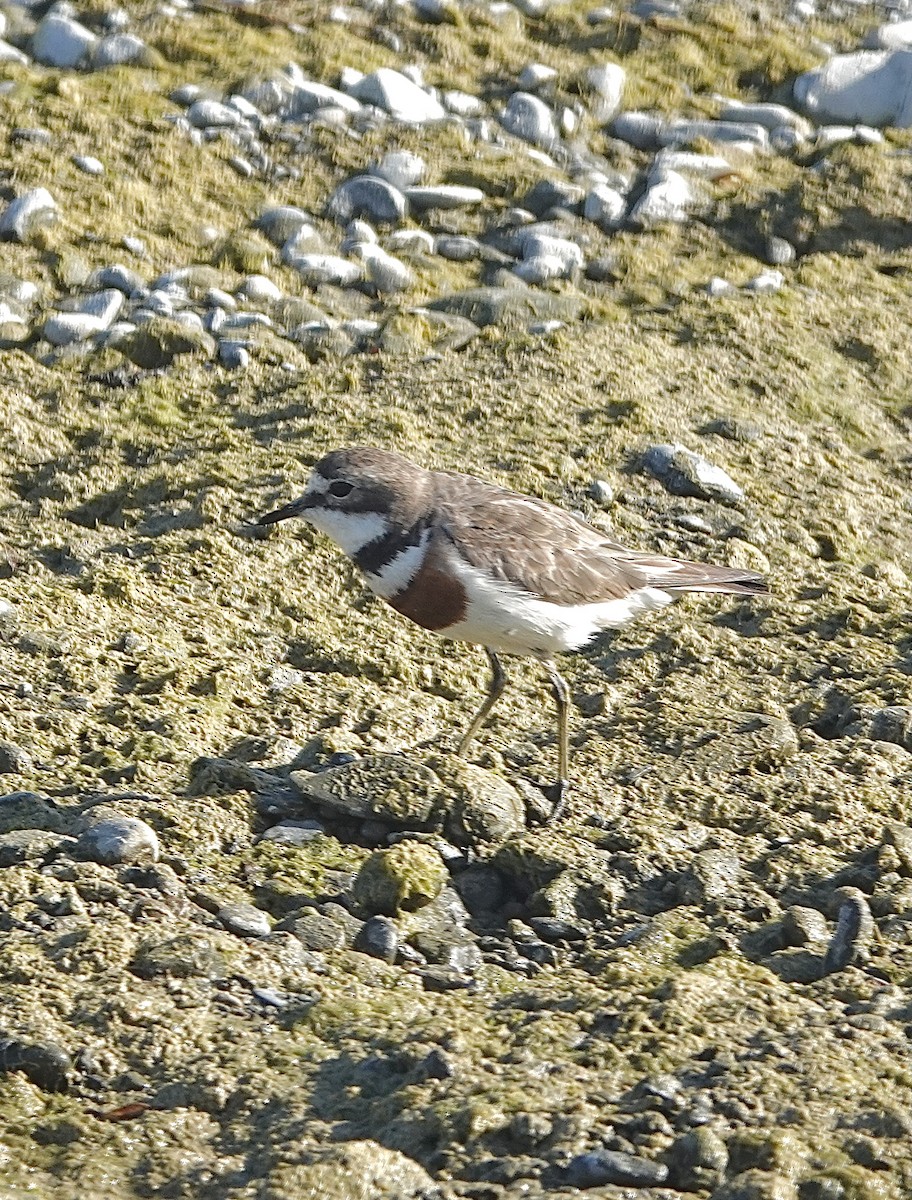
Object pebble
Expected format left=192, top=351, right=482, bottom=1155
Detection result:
left=518, top=63, right=557, bottom=90
left=745, top=269, right=784, bottom=294
left=641, top=443, right=745, bottom=505
left=500, top=92, right=558, bottom=147
left=187, top=100, right=243, bottom=129
left=352, top=843, right=448, bottom=916
left=795, top=49, right=912, bottom=128
left=259, top=819, right=326, bottom=846
left=288, top=80, right=362, bottom=117
left=76, top=816, right=160, bottom=865
left=0, top=742, right=32, bottom=774
left=435, top=235, right=482, bottom=262
left=823, top=888, right=875, bottom=974
left=218, top=902, right=272, bottom=938
left=351, top=68, right=446, bottom=123
left=356, top=914, right=399, bottom=962
left=372, top=150, right=426, bottom=189
left=628, top=168, right=695, bottom=228
left=93, top=33, right=148, bottom=68
left=354, top=243, right=413, bottom=292
left=0, top=188, right=58, bottom=242
left=566, top=1150, right=670, bottom=1188
left=257, top=205, right=313, bottom=245
left=31, top=13, right=97, bottom=69
left=583, top=183, right=626, bottom=230
left=327, top=176, right=408, bottom=226
left=288, top=254, right=362, bottom=286
left=611, top=110, right=665, bottom=149
left=218, top=341, right=249, bottom=369
left=72, top=155, right=105, bottom=176
left=586, top=62, right=626, bottom=120
left=405, top=185, right=484, bottom=212
left=0, top=1039, right=71, bottom=1093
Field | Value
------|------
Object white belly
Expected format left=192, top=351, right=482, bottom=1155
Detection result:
left=438, top=551, right=673, bottom=657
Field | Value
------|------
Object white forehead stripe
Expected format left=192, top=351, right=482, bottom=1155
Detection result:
left=304, top=508, right=389, bottom=556
left=361, top=529, right=431, bottom=599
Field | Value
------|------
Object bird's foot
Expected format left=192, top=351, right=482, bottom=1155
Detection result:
left=534, top=778, right=570, bottom=825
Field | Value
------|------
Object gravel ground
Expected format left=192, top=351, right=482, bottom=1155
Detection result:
left=1, top=1, right=912, bottom=1197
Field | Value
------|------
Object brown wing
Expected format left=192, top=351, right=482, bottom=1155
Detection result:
left=432, top=471, right=767, bottom=605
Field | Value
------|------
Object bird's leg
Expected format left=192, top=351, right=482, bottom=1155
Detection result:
left=457, top=647, right=507, bottom=758
left=542, top=660, right=570, bottom=822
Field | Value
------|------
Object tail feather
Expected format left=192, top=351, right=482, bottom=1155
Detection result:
left=640, top=559, right=768, bottom=596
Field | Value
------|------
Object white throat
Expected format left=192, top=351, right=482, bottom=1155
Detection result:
left=304, top=506, right=389, bottom=556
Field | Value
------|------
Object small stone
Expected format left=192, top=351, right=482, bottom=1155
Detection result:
left=518, top=63, right=557, bottom=90
left=287, top=254, right=362, bottom=287
left=823, top=888, right=874, bottom=974
left=0, top=829, right=72, bottom=867
left=660, top=118, right=769, bottom=150
left=356, top=914, right=399, bottom=962
left=745, top=269, right=784, bottom=294
left=289, top=910, right=349, bottom=951
left=218, top=341, right=249, bottom=369
left=0, top=40, right=29, bottom=66
left=585, top=256, right=619, bottom=283
left=405, top=185, right=484, bottom=212
left=782, top=905, right=829, bottom=947
left=0, top=1040, right=71, bottom=1093
left=237, top=274, right=282, bottom=303
left=353, top=243, right=413, bottom=292
left=287, top=80, right=361, bottom=116
left=352, top=843, right=448, bottom=916
left=219, top=901, right=271, bottom=938
left=373, top=151, right=426, bottom=190
left=678, top=849, right=741, bottom=904
left=611, top=110, right=665, bottom=149
left=584, top=183, right=626, bottom=230
left=133, top=934, right=227, bottom=980
left=669, top=1128, right=729, bottom=1191
left=187, top=100, right=242, bottom=129
left=116, top=318, right=215, bottom=368
left=72, top=155, right=104, bottom=175
left=31, top=13, right=96, bottom=68
left=92, top=33, right=148, bottom=68
left=77, top=816, right=159, bottom=865
left=707, top=276, right=735, bottom=297
left=585, top=62, right=626, bottom=120
left=429, top=286, right=584, bottom=329
left=257, top=205, right=313, bottom=246
left=434, top=235, right=481, bottom=262
left=327, top=176, right=408, bottom=227
left=642, top=443, right=745, bottom=504
left=352, top=68, right=445, bottom=123
left=0, top=188, right=58, bottom=242
left=566, top=1150, right=669, bottom=1188
left=628, top=168, right=695, bottom=227
left=501, top=92, right=558, bottom=147
left=259, top=820, right=326, bottom=846
left=794, top=49, right=912, bottom=128
left=0, top=742, right=32, bottom=774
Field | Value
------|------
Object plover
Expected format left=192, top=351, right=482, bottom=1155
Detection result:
left=259, top=447, right=767, bottom=818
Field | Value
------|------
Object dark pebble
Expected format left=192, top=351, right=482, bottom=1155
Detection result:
left=356, top=915, right=399, bottom=962
left=419, top=966, right=474, bottom=992
left=527, top=916, right=586, bottom=943
left=565, top=1149, right=669, bottom=1188
left=0, top=1038, right=72, bottom=1092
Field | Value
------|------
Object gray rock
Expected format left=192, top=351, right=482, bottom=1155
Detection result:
left=218, top=341, right=249, bottom=369
left=77, top=816, right=159, bottom=865
left=132, top=933, right=227, bottom=980
left=0, top=829, right=72, bottom=867
left=585, top=62, right=626, bottom=120
left=0, top=792, right=64, bottom=835
left=0, top=188, right=58, bottom=242
left=187, top=99, right=243, bottom=129
left=628, top=168, right=695, bottom=227
left=0, top=1039, right=72, bottom=1093
left=372, top=150, right=426, bottom=189
left=641, top=443, right=745, bottom=504
left=352, top=68, right=445, bottom=123
left=501, top=91, right=558, bottom=147
left=718, top=98, right=812, bottom=137
left=782, top=905, right=829, bottom=947
left=92, top=33, right=149, bottom=68
left=354, top=243, right=413, bottom=292
left=327, top=176, right=408, bottom=226
left=660, top=118, right=769, bottom=149
left=288, top=254, right=361, bottom=286
left=405, top=185, right=484, bottom=211
left=566, top=1150, right=669, bottom=1188
left=289, top=910, right=349, bottom=951
left=72, top=154, right=104, bottom=175
left=678, top=849, right=741, bottom=904
left=286, top=80, right=361, bottom=116
left=513, top=255, right=569, bottom=284
left=611, top=110, right=665, bottom=149
left=765, top=237, right=796, bottom=266
left=259, top=820, right=326, bottom=846
left=0, top=742, right=32, bottom=774
left=219, top=901, right=272, bottom=938
left=519, top=62, right=557, bottom=91
left=31, top=13, right=96, bottom=68
left=257, top=205, right=313, bottom=245
left=43, top=312, right=108, bottom=347
left=293, top=755, right=443, bottom=828
left=795, top=49, right=912, bottom=128
left=522, top=179, right=585, bottom=216
left=428, top=286, right=585, bottom=329
left=823, top=888, right=874, bottom=974
left=356, top=915, right=399, bottom=962
left=669, top=1128, right=729, bottom=1191
left=435, top=235, right=482, bottom=262
left=583, top=183, right=626, bottom=230
left=522, top=232, right=583, bottom=273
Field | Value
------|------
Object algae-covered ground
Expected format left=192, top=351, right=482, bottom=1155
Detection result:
left=2, top=1, right=912, bottom=1198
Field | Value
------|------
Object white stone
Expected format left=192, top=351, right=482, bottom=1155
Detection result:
left=187, top=99, right=242, bottom=128
left=745, top=269, right=784, bottom=294
left=238, top=275, right=282, bottom=302
left=77, top=817, right=159, bottom=865
left=611, top=111, right=665, bottom=149
left=92, top=33, right=148, bottom=67
left=372, top=150, right=426, bottom=189
left=354, top=243, right=413, bottom=292
left=660, top=119, right=769, bottom=150
left=628, top=169, right=694, bottom=227
left=0, top=40, right=29, bottom=65
left=585, top=62, right=626, bottom=120
left=44, top=313, right=107, bottom=346
left=717, top=98, right=812, bottom=136
left=794, top=49, right=912, bottom=128
left=583, top=183, right=626, bottom=229
left=288, top=253, right=362, bottom=286
left=444, top=90, right=484, bottom=116
left=290, top=80, right=362, bottom=115
left=352, top=68, right=446, bottom=123
left=706, top=276, right=734, bottom=297
left=0, top=188, right=58, bottom=241
left=387, top=229, right=435, bottom=253
left=513, top=254, right=570, bottom=283
left=519, top=63, right=557, bottom=90
left=31, top=13, right=97, bottom=68
left=72, top=154, right=104, bottom=175
left=521, top=233, right=583, bottom=272
left=651, top=149, right=732, bottom=179
left=866, top=19, right=912, bottom=50
left=405, top=185, right=484, bottom=210
left=501, top=91, right=558, bottom=147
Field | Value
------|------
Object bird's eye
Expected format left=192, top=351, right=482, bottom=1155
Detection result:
left=328, top=480, right=354, bottom=499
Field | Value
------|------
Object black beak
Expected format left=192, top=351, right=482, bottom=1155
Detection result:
left=257, top=496, right=314, bottom=526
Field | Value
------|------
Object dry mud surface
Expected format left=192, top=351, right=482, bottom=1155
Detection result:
left=1, top=2, right=912, bottom=1198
